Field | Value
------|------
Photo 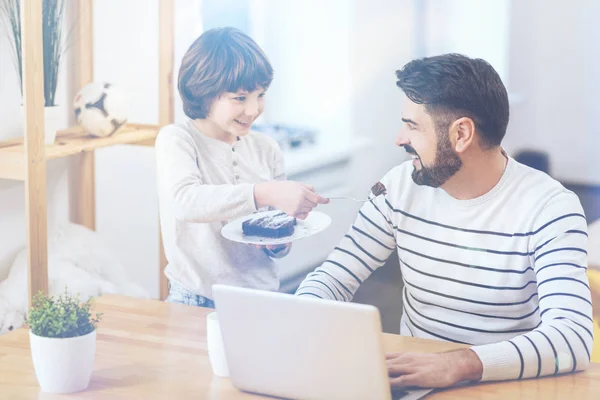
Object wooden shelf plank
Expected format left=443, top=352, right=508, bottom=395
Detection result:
left=22, top=0, right=49, bottom=302
left=47, top=123, right=160, bottom=158
left=0, top=152, right=26, bottom=180
left=0, top=123, right=159, bottom=181
left=69, top=152, right=96, bottom=230
left=70, top=0, right=96, bottom=231
left=158, top=0, right=175, bottom=301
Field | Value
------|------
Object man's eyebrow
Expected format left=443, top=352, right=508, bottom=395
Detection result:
left=401, top=118, right=418, bottom=126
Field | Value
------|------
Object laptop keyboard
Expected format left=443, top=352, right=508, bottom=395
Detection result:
left=391, top=388, right=410, bottom=399
left=391, top=387, right=435, bottom=400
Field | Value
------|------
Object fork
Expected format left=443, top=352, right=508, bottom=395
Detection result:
left=328, top=196, right=371, bottom=203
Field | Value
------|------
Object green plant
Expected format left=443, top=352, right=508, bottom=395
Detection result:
left=0, top=0, right=69, bottom=106
left=27, top=289, right=103, bottom=338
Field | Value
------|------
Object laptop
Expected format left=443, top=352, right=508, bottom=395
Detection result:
left=212, top=284, right=433, bottom=400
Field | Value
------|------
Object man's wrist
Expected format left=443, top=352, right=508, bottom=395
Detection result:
left=445, top=349, right=483, bottom=383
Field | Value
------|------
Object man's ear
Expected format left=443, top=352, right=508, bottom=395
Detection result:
left=450, top=117, right=476, bottom=153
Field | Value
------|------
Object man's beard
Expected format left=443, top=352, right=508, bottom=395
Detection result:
left=407, top=133, right=462, bottom=188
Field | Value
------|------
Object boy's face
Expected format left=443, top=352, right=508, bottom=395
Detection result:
left=207, top=88, right=266, bottom=137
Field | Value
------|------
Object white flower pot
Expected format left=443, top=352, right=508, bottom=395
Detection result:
left=29, top=330, right=96, bottom=393
left=42, top=105, right=61, bottom=145
left=20, top=105, right=62, bottom=145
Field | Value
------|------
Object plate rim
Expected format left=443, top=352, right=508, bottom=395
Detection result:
left=220, top=210, right=332, bottom=245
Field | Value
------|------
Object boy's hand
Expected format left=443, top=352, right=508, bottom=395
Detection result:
left=253, top=243, right=292, bottom=258
left=254, top=243, right=290, bottom=251
left=254, top=181, right=329, bottom=220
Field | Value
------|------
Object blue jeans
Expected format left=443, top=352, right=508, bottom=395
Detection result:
left=165, top=280, right=215, bottom=308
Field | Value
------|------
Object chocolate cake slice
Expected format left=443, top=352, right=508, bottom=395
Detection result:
left=242, top=211, right=297, bottom=238
left=371, top=181, right=387, bottom=196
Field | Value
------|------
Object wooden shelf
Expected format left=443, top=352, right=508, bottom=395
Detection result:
left=14, top=0, right=173, bottom=303
left=0, top=123, right=159, bottom=181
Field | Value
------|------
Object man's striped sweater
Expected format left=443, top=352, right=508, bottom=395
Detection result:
left=296, top=156, right=593, bottom=382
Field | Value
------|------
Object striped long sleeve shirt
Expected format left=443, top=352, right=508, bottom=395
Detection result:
left=296, top=157, right=593, bottom=382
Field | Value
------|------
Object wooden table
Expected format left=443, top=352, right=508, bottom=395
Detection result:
left=1, top=295, right=599, bottom=399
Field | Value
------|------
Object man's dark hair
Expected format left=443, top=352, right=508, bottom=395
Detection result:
left=396, top=53, right=509, bottom=149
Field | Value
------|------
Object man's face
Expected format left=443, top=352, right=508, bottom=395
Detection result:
left=395, top=96, right=462, bottom=187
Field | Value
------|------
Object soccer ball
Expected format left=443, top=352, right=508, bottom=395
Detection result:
left=73, top=82, right=129, bottom=137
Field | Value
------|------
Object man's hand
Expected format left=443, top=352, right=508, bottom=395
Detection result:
left=386, top=349, right=483, bottom=388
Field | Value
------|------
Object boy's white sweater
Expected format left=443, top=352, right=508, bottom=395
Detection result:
left=155, top=120, right=285, bottom=299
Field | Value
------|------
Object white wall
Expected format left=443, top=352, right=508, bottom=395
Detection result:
left=504, top=0, right=600, bottom=185
left=421, top=0, right=511, bottom=86
left=348, top=0, right=417, bottom=193
left=257, top=0, right=353, bottom=145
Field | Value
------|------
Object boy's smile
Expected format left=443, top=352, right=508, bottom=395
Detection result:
left=196, top=87, right=267, bottom=143
left=234, top=119, right=252, bottom=128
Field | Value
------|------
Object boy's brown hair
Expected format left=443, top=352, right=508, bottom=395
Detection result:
left=178, top=27, right=274, bottom=119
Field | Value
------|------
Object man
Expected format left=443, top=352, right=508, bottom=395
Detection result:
left=296, top=54, right=593, bottom=388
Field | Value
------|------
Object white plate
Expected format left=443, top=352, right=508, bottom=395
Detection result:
left=221, top=210, right=331, bottom=245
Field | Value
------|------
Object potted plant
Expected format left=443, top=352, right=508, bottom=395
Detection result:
left=0, top=0, right=68, bottom=144
left=27, top=289, right=102, bottom=394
